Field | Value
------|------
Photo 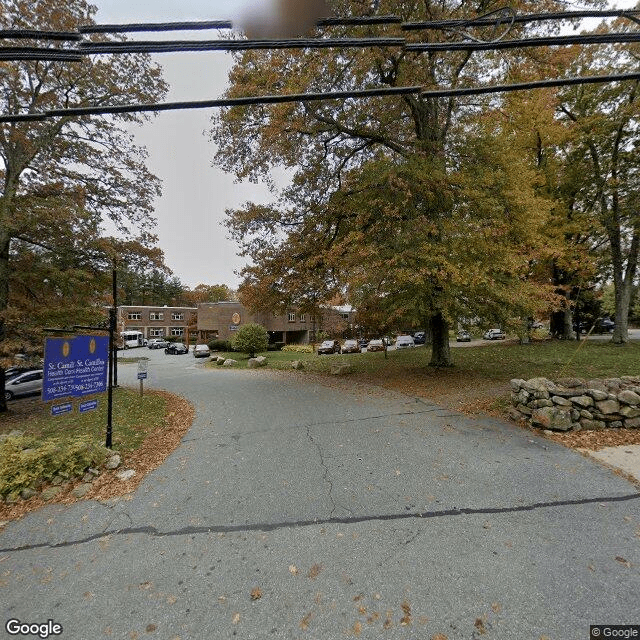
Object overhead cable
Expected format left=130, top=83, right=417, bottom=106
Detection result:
left=406, top=31, right=640, bottom=52
left=420, top=72, right=640, bottom=98
left=0, top=29, right=80, bottom=41
left=0, top=86, right=424, bottom=124
left=78, top=37, right=406, bottom=54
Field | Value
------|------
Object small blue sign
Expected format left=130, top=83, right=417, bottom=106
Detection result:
left=51, top=403, right=73, bottom=416
left=137, top=372, right=147, bottom=380
left=79, top=399, right=99, bottom=413
left=43, top=336, right=109, bottom=402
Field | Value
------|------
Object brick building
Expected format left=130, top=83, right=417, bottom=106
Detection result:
left=117, top=305, right=198, bottom=343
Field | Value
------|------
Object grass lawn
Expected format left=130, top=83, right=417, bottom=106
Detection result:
left=1, top=387, right=168, bottom=454
left=211, top=338, right=640, bottom=381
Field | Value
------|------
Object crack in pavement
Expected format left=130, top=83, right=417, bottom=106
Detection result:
left=181, top=408, right=454, bottom=443
left=306, top=425, right=338, bottom=518
left=3, top=491, right=638, bottom=554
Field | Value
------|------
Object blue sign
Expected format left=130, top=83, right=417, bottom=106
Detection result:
left=43, top=336, right=109, bottom=402
left=51, top=403, right=73, bottom=416
left=79, top=399, right=99, bottom=413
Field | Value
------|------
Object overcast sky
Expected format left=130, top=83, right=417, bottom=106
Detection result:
left=91, top=0, right=636, bottom=290
left=93, top=0, right=282, bottom=290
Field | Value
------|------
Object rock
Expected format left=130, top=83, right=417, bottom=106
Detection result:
left=71, top=483, right=93, bottom=498
left=551, top=396, right=572, bottom=407
left=330, top=363, right=353, bottom=376
left=551, top=387, right=587, bottom=398
left=620, top=405, right=640, bottom=419
left=523, top=377, right=555, bottom=393
left=41, top=487, right=62, bottom=501
left=105, top=454, right=122, bottom=470
left=82, top=473, right=94, bottom=483
left=543, top=429, right=554, bottom=435
left=587, top=389, right=609, bottom=401
left=291, top=360, right=304, bottom=370
left=516, top=403, right=532, bottom=416
left=531, top=407, right=573, bottom=431
left=8, top=429, right=25, bottom=437
left=510, top=379, right=526, bottom=391
left=223, top=359, right=238, bottom=367
left=556, top=377, right=584, bottom=389
left=87, top=467, right=101, bottom=476
left=581, top=419, right=606, bottom=430
left=20, top=488, right=37, bottom=500
left=604, top=379, right=621, bottom=392
left=596, top=399, right=620, bottom=415
left=216, top=357, right=225, bottom=365
left=610, top=421, right=623, bottom=429
left=587, top=379, right=607, bottom=392
left=508, top=407, right=524, bottom=421
left=51, top=475, right=65, bottom=485
left=254, top=356, right=267, bottom=365
left=532, top=399, right=553, bottom=409
left=626, top=417, right=640, bottom=428
left=579, top=410, right=593, bottom=420
left=116, top=469, right=136, bottom=481
left=618, top=390, right=640, bottom=405
left=571, top=395, right=594, bottom=408
left=247, top=358, right=263, bottom=369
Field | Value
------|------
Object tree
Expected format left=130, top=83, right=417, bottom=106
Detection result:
left=211, top=0, right=595, bottom=366
left=0, top=0, right=167, bottom=410
left=230, top=323, right=269, bottom=358
left=181, top=283, right=237, bottom=306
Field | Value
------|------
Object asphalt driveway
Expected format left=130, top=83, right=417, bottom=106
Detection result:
left=1, top=350, right=639, bottom=639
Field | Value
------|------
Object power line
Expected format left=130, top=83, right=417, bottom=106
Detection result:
left=0, top=29, right=80, bottom=41
left=0, top=86, right=424, bottom=124
left=420, top=72, right=640, bottom=98
left=406, top=31, right=640, bottom=52
left=78, top=37, right=406, bottom=55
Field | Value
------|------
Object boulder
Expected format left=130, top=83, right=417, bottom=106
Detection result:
left=247, top=358, right=265, bottom=369
left=556, top=377, right=584, bottom=389
left=626, top=417, right=640, bottom=428
left=551, top=396, right=572, bottom=407
left=41, top=487, right=62, bottom=501
left=223, top=359, right=238, bottom=367
left=71, top=483, right=93, bottom=498
left=105, top=454, right=122, bottom=470
left=620, top=405, right=640, bottom=419
left=20, top=488, right=37, bottom=500
left=596, top=399, right=620, bottom=415
left=531, top=407, right=573, bottom=431
left=618, top=390, right=640, bottom=405
left=571, top=395, right=594, bottom=408
left=581, top=419, right=606, bottom=430
left=330, top=363, right=353, bottom=376
left=587, top=389, right=609, bottom=401
left=116, top=469, right=136, bottom=481
left=510, top=379, right=526, bottom=391
left=291, top=360, right=304, bottom=370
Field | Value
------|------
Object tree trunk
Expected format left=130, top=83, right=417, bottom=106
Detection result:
left=429, top=311, right=452, bottom=367
left=0, top=231, right=9, bottom=413
left=612, top=272, right=632, bottom=344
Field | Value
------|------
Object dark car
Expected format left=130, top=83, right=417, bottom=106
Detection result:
left=358, top=338, right=369, bottom=348
left=148, top=338, right=170, bottom=349
left=318, top=340, right=341, bottom=355
left=575, top=318, right=615, bottom=335
left=413, top=331, right=426, bottom=345
left=5, top=369, right=44, bottom=400
left=341, top=339, right=361, bottom=354
left=456, top=331, right=471, bottom=342
left=165, top=342, right=189, bottom=355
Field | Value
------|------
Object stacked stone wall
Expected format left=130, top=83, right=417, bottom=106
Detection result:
left=509, top=376, right=640, bottom=431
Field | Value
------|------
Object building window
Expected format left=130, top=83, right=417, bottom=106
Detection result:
left=170, top=327, right=184, bottom=337
left=150, top=312, right=164, bottom=321
left=340, top=313, right=349, bottom=320
left=288, top=312, right=296, bottom=322
left=300, top=314, right=306, bottom=323
left=149, top=328, right=165, bottom=337
left=172, top=312, right=184, bottom=321
left=127, top=312, right=141, bottom=320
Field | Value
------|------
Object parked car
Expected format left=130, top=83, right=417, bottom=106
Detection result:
left=367, top=339, right=385, bottom=352
left=165, top=342, right=189, bottom=355
left=358, top=338, right=369, bottom=348
left=193, top=344, right=211, bottom=358
left=395, top=335, right=416, bottom=349
left=575, top=318, right=615, bottom=335
left=483, top=329, right=506, bottom=340
left=341, top=339, right=361, bottom=354
left=456, top=331, right=471, bottom=342
left=5, top=366, right=41, bottom=381
left=148, top=338, right=170, bottom=349
left=317, top=340, right=341, bottom=355
left=4, top=369, right=44, bottom=400
left=413, top=331, right=426, bottom=345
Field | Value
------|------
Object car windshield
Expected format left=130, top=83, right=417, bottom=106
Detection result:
left=321, top=341, right=334, bottom=347
left=344, top=340, right=357, bottom=346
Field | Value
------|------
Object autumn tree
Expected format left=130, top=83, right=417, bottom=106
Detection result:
left=0, top=0, right=168, bottom=410
left=212, top=0, right=585, bottom=366
left=181, top=283, right=237, bottom=306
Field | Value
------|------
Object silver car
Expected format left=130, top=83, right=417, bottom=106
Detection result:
left=193, top=344, right=211, bottom=358
left=395, top=335, right=416, bottom=349
left=5, top=369, right=44, bottom=400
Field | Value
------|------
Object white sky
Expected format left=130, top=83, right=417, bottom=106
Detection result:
left=91, top=0, right=637, bottom=290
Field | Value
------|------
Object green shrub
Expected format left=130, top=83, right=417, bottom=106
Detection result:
left=281, top=344, right=313, bottom=353
left=230, top=323, right=269, bottom=358
left=0, top=435, right=108, bottom=499
left=208, top=338, right=233, bottom=352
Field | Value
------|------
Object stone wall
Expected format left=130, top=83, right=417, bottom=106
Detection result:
left=510, top=376, right=640, bottom=431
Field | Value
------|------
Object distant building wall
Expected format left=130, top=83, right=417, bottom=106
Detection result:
left=117, top=305, right=197, bottom=342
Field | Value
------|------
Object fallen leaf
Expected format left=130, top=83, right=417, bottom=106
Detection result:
left=352, top=621, right=362, bottom=636
left=491, top=602, right=501, bottom=613
left=400, top=601, right=411, bottom=626
left=145, top=624, right=156, bottom=633
left=288, top=564, right=298, bottom=575
left=231, top=613, right=240, bottom=625
left=250, top=587, right=262, bottom=600
left=615, top=556, right=632, bottom=567
left=300, top=613, right=313, bottom=630
left=307, top=564, right=322, bottom=579
left=474, top=618, right=486, bottom=634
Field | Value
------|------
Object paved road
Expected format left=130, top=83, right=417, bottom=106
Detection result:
left=2, top=349, right=639, bottom=639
